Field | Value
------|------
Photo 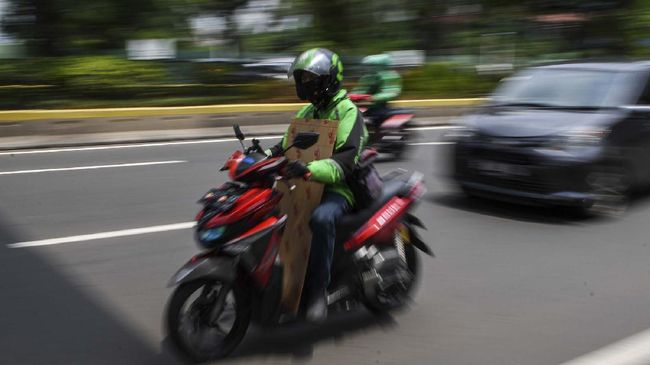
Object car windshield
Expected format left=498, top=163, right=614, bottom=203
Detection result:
left=491, top=68, right=638, bottom=108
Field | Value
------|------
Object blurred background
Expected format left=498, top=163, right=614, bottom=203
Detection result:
left=0, top=0, right=648, bottom=109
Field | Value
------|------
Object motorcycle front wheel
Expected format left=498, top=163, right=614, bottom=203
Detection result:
left=166, top=279, right=251, bottom=363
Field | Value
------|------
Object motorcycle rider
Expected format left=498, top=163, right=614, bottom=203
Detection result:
left=352, top=54, right=402, bottom=129
left=267, top=48, right=368, bottom=322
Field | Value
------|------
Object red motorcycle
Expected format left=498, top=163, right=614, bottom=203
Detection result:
left=165, top=125, right=431, bottom=362
left=349, top=93, right=415, bottom=159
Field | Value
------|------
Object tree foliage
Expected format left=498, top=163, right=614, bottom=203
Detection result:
left=1, top=0, right=201, bottom=56
left=1, top=0, right=648, bottom=58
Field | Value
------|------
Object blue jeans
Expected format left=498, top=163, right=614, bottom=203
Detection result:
left=307, top=192, right=349, bottom=293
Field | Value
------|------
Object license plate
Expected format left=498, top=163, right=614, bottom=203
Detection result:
left=471, top=160, right=530, bottom=177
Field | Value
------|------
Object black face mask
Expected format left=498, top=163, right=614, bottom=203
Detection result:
left=295, top=78, right=319, bottom=101
left=294, top=71, right=331, bottom=109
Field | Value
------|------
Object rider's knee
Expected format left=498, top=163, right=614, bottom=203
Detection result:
left=310, top=206, right=335, bottom=231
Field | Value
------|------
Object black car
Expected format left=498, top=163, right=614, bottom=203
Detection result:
left=451, top=61, right=650, bottom=215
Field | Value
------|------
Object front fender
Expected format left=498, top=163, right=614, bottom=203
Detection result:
left=167, top=255, right=237, bottom=288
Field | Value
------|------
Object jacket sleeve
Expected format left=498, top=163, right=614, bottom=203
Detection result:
left=307, top=105, right=365, bottom=184
left=372, top=71, right=402, bottom=104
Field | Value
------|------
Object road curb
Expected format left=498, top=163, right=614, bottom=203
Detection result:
left=0, top=98, right=485, bottom=122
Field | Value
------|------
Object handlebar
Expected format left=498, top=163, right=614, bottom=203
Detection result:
left=245, top=138, right=265, bottom=155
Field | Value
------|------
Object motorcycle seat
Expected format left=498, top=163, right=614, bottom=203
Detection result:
left=335, top=178, right=410, bottom=242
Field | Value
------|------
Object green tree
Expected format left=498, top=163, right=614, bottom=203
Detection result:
left=194, top=0, right=249, bottom=55
left=2, top=0, right=195, bottom=56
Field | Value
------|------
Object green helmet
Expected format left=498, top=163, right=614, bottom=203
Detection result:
left=288, top=48, right=344, bottom=107
left=361, top=54, right=392, bottom=71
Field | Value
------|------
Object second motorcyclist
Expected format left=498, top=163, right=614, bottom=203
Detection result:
left=352, top=54, right=402, bottom=129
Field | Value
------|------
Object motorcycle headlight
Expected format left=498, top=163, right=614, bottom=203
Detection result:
left=198, top=226, right=226, bottom=248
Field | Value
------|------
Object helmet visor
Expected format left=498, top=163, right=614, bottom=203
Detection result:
left=293, top=70, right=321, bottom=101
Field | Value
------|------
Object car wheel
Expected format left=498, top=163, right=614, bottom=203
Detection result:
left=582, top=167, right=631, bottom=217
left=461, top=186, right=479, bottom=199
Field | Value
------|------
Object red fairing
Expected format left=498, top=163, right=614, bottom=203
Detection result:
left=226, top=151, right=244, bottom=180
left=234, top=157, right=286, bottom=181
left=251, top=226, right=281, bottom=287
left=250, top=191, right=282, bottom=223
left=344, top=196, right=412, bottom=251
left=237, top=216, right=279, bottom=240
left=381, top=114, right=413, bottom=129
left=205, top=188, right=276, bottom=227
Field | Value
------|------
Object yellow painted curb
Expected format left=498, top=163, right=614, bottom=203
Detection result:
left=0, top=98, right=486, bottom=122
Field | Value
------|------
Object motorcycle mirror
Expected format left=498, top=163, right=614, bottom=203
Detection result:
left=292, top=132, right=319, bottom=150
left=233, top=124, right=246, bottom=151
left=233, top=124, right=245, bottom=141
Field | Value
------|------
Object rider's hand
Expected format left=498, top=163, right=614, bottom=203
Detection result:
left=267, top=145, right=283, bottom=157
left=284, top=160, right=310, bottom=179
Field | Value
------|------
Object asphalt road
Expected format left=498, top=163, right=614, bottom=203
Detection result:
left=1, top=128, right=650, bottom=365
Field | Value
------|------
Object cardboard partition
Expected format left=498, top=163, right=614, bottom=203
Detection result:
left=277, top=118, right=339, bottom=314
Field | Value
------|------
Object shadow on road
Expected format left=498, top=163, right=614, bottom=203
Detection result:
left=0, top=210, right=179, bottom=365
left=226, top=310, right=397, bottom=362
left=432, top=189, right=650, bottom=224
left=429, top=192, right=599, bottom=225
left=628, top=190, right=650, bottom=211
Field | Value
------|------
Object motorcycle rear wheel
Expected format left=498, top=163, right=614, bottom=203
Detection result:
left=166, top=279, right=251, bottom=363
left=364, top=237, right=420, bottom=315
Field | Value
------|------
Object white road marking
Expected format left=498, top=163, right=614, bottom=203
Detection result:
left=7, top=222, right=196, bottom=248
left=0, top=136, right=282, bottom=156
left=407, top=125, right=461, bottom=131
left=559, top=327, right=650, bottom=365
left=0, top=126, right=459, bottom=156
left=409, top=142, right=454, bottom=146
left=0, top=160, right=186, bottom=175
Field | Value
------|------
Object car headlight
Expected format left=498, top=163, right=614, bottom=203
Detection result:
left=547, top=127, right=607, bottom=151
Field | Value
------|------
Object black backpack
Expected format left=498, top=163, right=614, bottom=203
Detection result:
left=347, top=148, right=383, bottom=210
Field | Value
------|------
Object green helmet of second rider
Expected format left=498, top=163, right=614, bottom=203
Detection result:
left=354, top=53, right=402, bottom=106
left=362, top=53, right=392, bottom=72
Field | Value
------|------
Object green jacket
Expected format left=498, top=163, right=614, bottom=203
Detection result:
left=353, top=70, right=402, bottom=107
left=276, top=89, right=368, bottom=205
